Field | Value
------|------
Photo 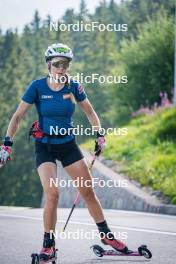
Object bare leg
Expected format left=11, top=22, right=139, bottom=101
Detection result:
left=37, top=162, right=59, bottom=232
left=65, top=158, right=128, bottom=252
left=64, top=158, right=104, bottom=223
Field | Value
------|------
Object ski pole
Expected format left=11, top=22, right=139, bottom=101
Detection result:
left=62, top=154, right=97, bottom=232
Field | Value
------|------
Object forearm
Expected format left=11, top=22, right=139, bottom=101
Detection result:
left=86, top=110, right=101, bottom=132
left=6, top=114, right=21, bottom=139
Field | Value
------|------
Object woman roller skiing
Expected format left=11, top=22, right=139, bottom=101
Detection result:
left=0, top=43, right=129, bottom=262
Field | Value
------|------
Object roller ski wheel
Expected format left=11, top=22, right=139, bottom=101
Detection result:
left=91, top=244, right=152, bottom=259
left=91, top=245, right=105, bottom=257
left=31, top=249, right=58, bottom=264
left=31, top=253, right=39, bottom=264
left=138, top=245, right=152, bottom=259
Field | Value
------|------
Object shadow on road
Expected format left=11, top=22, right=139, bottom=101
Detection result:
left=80, top=258, right=150, bottom=263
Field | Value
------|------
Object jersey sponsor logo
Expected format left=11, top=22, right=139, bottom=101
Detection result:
left=41, top=95, right=53, bottom=99
left=78, top=84, right=84, bottom=94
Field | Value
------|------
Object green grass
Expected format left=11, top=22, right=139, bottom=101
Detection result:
left=81, top=107, right=176, bottom=204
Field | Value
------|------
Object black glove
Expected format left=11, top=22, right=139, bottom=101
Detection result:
left=3, top=136, right=13, bottom=146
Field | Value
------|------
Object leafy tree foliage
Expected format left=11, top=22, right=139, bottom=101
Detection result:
left=0, top=0, right=174, bottom=206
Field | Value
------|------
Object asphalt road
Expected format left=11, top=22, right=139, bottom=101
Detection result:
left=0, top=206, right=176, bottom=264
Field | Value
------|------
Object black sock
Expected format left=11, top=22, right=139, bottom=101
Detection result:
left=96, top=220, right=109, bottom=230
left=43, top=232, right=55, bottom=248
left=96, top=220, right=114, bottom=239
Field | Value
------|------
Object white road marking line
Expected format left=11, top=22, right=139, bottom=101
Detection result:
left=0, top=213, right=175, bottom=236
left=1, top=206, right=176, bottom=219
left=108, top=209, right=176, bottom=219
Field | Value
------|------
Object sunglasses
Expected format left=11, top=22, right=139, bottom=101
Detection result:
left=51, top=60, right=70, bottom=69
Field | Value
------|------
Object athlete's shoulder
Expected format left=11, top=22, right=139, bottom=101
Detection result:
left=22, top=77, right=46, bottom=104
left=33, top=76, right=47, bottom=86
left=23, top=76, right=46, bottom=95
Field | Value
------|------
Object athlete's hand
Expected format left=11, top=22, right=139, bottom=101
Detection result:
left=94, top=131, right=106, bottom=156
left=0, top=137, right=13, bottom=167
left=0, top=145, right=12, bottom=167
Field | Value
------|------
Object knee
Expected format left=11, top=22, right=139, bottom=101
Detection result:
left=82, top=189, right=96, bottom=203
left=45, top=190, right=59, bottom=206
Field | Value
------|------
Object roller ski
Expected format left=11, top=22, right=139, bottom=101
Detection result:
left=31, top=247, right=58, bottom=264
left=91, top=244, right=152, bottom=259
left=91, top=230, right=152, bottom=259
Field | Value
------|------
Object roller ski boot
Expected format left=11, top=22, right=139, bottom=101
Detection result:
left=101, top=232, right=129, bottom=253
left=31, top=232, right=58, bottom=264
left=31, top=247, right=58, bottom=264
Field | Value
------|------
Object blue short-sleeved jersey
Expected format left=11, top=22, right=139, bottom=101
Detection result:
left=22, top=77, right=87, bottom=144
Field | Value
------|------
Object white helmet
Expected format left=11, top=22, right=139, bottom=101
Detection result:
left=45, top=43, right=73, bottom=62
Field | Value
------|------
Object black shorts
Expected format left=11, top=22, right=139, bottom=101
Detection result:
left=35, top=139, right=84, bottom=168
